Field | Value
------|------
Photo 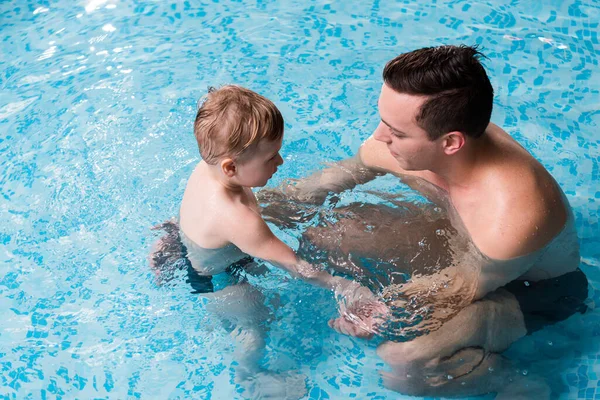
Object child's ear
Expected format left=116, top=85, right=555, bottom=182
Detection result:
left=221, top=158, right=236, bottom=177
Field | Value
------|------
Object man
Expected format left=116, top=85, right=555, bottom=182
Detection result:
left=262, top=45, right=587, bottom=398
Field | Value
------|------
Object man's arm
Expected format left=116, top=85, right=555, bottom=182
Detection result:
left=260, top=136, right=446, bottom=229
left=270, top=135, right=404, bottom=205
left=277, top=153, right=383, bottom=206
left=266, top=133, right=447, bottom=203
left=257, top=137, right=395, bottom=229
left=472, top=200, right=567, bottom=298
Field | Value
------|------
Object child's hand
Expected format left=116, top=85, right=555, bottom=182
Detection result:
left=330, top=281, right=390, bottom=339
left=328, top=301, right=389, bottom=339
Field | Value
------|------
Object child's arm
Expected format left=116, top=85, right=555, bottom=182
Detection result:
left=228, top=208, right=344, bottom=290
left=227, top=208, right=389, bottom=338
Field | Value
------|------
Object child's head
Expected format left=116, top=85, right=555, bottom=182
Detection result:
left=194, top=85, right=284, bottom=187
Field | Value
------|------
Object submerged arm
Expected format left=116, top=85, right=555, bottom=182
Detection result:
left=258, top=147, right=386, bottom=229
left=282, top=153, right=384, bottom=205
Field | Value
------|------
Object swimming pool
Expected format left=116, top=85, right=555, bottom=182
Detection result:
left=1, top=0, right=598, bottom=398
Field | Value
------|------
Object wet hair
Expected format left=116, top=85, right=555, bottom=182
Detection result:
left=383, top=45, right=494, bottom=140
left=193, top=85, right=284, bottom=164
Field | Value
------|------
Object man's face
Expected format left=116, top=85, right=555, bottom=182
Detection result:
left=373, top=83, right=441, bottom=171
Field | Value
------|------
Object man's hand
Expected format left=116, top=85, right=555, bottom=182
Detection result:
left=258, top=178, right=328, bottom=204
left=256, top=184, right=321, bottom=229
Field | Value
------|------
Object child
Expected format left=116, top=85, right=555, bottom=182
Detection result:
left=150, top=85, right=386, bottom=397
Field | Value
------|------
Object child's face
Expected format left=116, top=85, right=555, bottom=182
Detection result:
left=235, top=137, right=284, bottom=187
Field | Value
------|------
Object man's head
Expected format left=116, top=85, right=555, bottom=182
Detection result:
left=194, top=85, right=284, bottom=186
left=383, top=45, right=493, bottom=140
left=374, top=45, right=494, bottom=170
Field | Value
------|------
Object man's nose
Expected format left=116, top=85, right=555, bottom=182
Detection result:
left=276, top=154, right=284, bottom=166
left=373, top=123, right=389, bottom=143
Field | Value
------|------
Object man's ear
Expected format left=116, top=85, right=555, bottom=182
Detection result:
left=221, top=158, right=236, bottom=177
left=442, top=131, right=466, bottom=155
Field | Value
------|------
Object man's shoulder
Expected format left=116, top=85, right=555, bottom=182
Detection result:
left=470, top=164, right=567, bottom=260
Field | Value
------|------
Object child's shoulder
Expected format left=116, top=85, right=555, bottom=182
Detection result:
left=182, top=185, right=264, bottom=239
left=223, top=191, right=266, bottom=230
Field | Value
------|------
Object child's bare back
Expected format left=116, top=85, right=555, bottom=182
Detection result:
left=179, top=162, right=254, bottom=275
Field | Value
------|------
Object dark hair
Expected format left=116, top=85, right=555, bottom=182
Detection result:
left=383, top=45, right=493, bottom=140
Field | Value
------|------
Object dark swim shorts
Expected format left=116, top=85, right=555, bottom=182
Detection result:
left=185, top=256, right=254, bottom=294
left=504, top=268, right=588, bottom=334
left=150, top=221, right=253, bottom=294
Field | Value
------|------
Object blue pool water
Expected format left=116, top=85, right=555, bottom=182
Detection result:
left=1, top=0, right=599, bottom=399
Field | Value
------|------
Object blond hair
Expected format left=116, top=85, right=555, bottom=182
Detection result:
left=193, top=85, right=284, bottom=164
